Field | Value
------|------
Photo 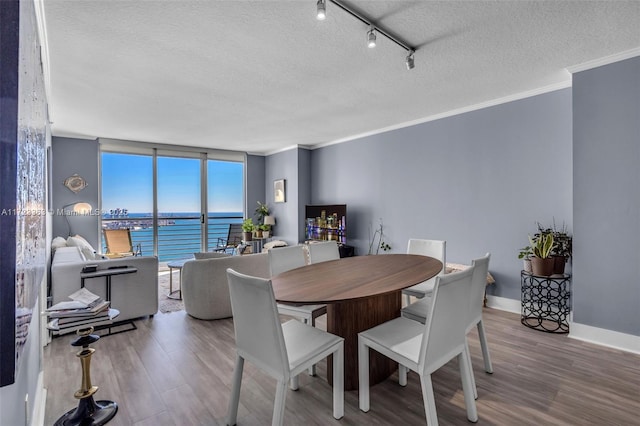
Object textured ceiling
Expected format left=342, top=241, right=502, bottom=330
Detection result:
left=42, top=1, right=640, bottom=154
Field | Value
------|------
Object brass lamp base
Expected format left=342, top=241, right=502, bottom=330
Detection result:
left=53, top=398, right=117, bottom=426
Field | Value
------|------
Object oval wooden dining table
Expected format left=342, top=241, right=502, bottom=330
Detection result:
left=271, top=253, right=442, bottom=391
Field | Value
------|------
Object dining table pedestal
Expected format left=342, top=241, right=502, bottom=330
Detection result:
left=326, top=292, right=401, bottom=390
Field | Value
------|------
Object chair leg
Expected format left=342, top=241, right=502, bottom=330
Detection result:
left=289, top=375, right=299, bottom=391
left=358, top=337, right=370, bottom=412
left=419, top=373, right=438, bottom=426
left=403, top=293, right=411, bottom=307
left=465, top=339, right=478, bottom=399
left=308, top=315, right=317, bottom=376
left=477, top=320, right=493, bottom=373
left=227, top=355, right=244, bottom=426
left=459, top=350, right=479, bottom=423
left=272, top=379, right=288, bottom=426
left=332, top=344, right=344, bottom=419
left=399, top=364, right=408, bottom=386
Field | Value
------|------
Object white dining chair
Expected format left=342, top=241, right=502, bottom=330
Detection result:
left=268, top=245, right=328, bottom=379
left=268, top=245, right=328, bottom=328
left=307, top=240, right=340, bottom=264
left=400, top=253, right=493, bottom=398
left=401, top=239, right=446, bottom=306
left=358, top=267, right=478, bottom=425
left=226, top=269, right=344, bottom=426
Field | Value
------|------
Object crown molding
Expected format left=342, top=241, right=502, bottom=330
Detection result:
left=567, top=47, right=640, bottom=73
left=309, top=80, right=571, bottom=151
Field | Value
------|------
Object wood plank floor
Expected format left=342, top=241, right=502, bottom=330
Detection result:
left=43, top=308, right=640, bottom=425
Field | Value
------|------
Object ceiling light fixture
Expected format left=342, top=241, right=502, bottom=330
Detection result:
left=405, top=50, right=415, bottom=70
left=316, top=0, right=417, bottom=70
left=367, top=26, right=376, bottom=48
left=316, top=0, right=326, bottom=21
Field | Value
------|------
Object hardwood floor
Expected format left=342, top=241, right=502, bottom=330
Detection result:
left=43, top=308, right=640, bottom=425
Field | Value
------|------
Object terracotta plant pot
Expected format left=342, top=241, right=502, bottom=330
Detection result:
left=242, top=231, right=253, bottom=242
left=531, top=257, right=554, bottom=276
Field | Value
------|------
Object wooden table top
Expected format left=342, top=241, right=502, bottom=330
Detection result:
left=271, top=254, right=442, bottom=304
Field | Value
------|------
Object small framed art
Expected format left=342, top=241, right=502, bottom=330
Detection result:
left=274, top=179, right=286, bottom=203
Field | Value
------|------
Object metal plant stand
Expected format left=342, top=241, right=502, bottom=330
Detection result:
left=521, top=271, right=571, bottom=333
left=54, top=327, right=118, bottom=426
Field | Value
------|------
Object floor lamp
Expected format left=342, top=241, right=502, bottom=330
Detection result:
left=62, top=202, right=93, bottom=236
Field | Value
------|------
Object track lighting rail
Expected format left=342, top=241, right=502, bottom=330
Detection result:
left=327, top=0, right=416, bottom=53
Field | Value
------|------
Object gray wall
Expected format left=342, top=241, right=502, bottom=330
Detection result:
left=245, top=153, right=265, bottom=221
left=573, top=56, right=640, bottom=336
left=309, top=89, right=573, bottom=301
left=265, top=148, right=309, bottom=244
left=51, top=137, right=100, bottom=248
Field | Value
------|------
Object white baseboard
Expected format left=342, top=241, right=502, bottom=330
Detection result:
left=569, top=322, right=640, bottom=355
left=485, top=295, right=520, bottom=314
left=486, top=295, right=640, bottom=355
left=30, top=371, right=47, bottom=426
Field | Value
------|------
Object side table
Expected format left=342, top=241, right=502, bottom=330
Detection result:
left=520, top=271, right=571, bottom=333
left=167, top=258, right=191, bottom=300
left=80, top=267, right=138, bottom=335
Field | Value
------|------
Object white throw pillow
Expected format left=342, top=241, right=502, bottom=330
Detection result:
left=51, top=236, right=67, bottom=253
left=67, top=235, right=97, bottom=260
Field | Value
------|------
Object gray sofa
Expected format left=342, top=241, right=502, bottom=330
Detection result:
left=51, top=246, right=158, bottom=321
left=182, top=252, right=270, bottom=320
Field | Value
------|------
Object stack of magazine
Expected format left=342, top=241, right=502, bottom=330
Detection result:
left=46, top=288, right=117, bottom=335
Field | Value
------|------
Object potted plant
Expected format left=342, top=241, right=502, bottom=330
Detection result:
left=241, top=218, right=254, bottom=242
left=255, top=201, right=270, bottom=223
left=551, top=227, right=572, bottom=275
left=535, top=221, right=572, bottom=274
left=259, top=224, right=271, bottom=238
left=529, top=232, right=554, bottom=276
left=518, top=245, right=533, bottom=273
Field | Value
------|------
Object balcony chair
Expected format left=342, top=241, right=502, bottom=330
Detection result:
left=401, top=239, right=446, bottom=306
left=226, top=269, right=344, bottom=426
left=358, top=267, right=478, bottom=425
left=214, top=223, right=243, bottom=253
left=103, top=228, right=141, bottom=258
left=268, top=245, right=327, bottom=380
left=401, top=253, right=493, bottom=398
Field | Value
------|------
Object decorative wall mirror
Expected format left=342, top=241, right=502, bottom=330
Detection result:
left=64, top=174, right=87, bottom=193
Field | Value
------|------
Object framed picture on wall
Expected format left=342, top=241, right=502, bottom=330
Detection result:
left=274, top=179, right=286, bottom=203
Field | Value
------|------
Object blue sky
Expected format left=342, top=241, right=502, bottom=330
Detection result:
left=101, top=153, right=243, bottom=214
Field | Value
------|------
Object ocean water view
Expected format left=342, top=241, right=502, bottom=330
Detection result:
left=102, top=211, right=243, bottom=262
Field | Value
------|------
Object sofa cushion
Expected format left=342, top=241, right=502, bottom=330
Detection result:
left=51, top=236, right=67, bottom=253
left=66, top=235, right=97, bottom=260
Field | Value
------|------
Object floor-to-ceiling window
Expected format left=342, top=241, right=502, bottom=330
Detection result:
left=100, top=140, right=244, bottom=261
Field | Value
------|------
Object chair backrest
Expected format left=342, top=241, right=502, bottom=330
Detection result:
left=307, top=241, right=340, bottom=264
left=193, top=251, right=231, bottom=260
left=228, top=223, right=244, bottom=245
left=468, top=253, right=491, bottom=327
left=268, top=245, right=307, bottom=277
left=104, top=228, right=134, bottom=254
left=418, top=265, right=474, bottom=373
left=407, top=239, right=446, bottom=275
left=226, top=268, right=289, bottom=379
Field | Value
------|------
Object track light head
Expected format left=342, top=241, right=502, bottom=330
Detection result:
left=405, top=50, right=415, bottom=70
left=367, top=27, right=376, bottom=48
left=316, top=0, right=326, bottom=20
